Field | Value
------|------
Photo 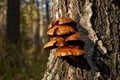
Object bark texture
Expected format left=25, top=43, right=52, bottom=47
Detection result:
left=42, top=0, right=120, bottom=80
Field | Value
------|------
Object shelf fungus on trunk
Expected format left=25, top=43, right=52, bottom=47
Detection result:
left=46, top=25, right=75, bottom=37
left=58, top=16, right=76, bottom=25
left=65, top=32, right=85, bottom=48
left=44, top=17, right=86, bottom=62
left=48, top=20, right=58, bottom=30
left=54, top=45, right=85, bottom=56
left=43, top=37, right=65, bottom=50
left=65, top=32, right=82, bottom=41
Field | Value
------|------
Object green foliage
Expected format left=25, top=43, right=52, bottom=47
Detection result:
left=0, top=42, right=24, bottom=79
left=20, top=11, right=33, bottom=51
left=4, top=42, right=18, bottom=53
left=28, top=58, right=48, bottom=80
left=20, top=12, right=27, bottom=26
left=20, top=33, right=32, bottom=51
left=0, top=40, right=47, bottom=80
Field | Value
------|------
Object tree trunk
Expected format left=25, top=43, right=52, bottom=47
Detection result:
left=6, top=0, right=20, bottom=44
left=45, top=0, right=50, bottom=25
left=42, top=0, right=120, bottom=80
left=34, top=0, right=41, bottom=49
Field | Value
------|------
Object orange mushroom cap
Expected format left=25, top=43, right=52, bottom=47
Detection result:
left=57, top=25, right=75, bottom=36
left=46, top=25, right=75, bottom=37
left=46, top=25, right=58, bottom=37
left=65, top=32, right=82, bottom=41
left=58, top=17, right=75, bottom=25
left=65, top=32, right=85, bottom=48
left=43, top=37, right=65, bottom=50
left=48, top=20, right=58, bottom=30
left=43, top=40, right=57, bottom=50
left=55, top=45, right=85, bottom=56
left=53, top=37, right=65, bottom=47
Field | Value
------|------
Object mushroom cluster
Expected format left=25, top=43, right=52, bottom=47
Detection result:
left=44, top=17, right=85, bottom=57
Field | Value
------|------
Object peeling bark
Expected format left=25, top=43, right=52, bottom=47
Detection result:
left=42, top=0, right=120, bottom=80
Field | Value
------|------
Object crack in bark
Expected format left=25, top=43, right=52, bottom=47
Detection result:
left=65, top=0, right=68, bottom=13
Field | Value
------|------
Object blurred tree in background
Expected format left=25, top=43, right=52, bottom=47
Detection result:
left=6, top=0, right=20, bottom=44
left=0, top=0, right=51, bottom=79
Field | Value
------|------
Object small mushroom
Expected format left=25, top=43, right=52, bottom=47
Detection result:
left=58, top=17, right=75, bottom=25
left=53, top=37, right=65, bottom=47
left=46, top=25, right=75, bottom=37
left=54, top=45, right=85, bottom=56
left=43, top=37, right=65, bottom=50
left=43, top=40, right=57, bottom=50
left=57, top=25, right=75, bottom=36
left=65, top=32, right=85, bottom=48
left=65, top=32, right=82, bottom=41
left=48, top=20, right=58, bottom=30
left=46, top=25, right=59, bottom=37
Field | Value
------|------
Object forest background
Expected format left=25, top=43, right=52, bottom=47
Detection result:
left=0, top=0, right=51, bottom=80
